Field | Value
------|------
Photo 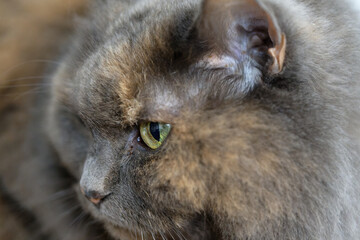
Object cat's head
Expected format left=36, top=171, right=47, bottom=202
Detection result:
left=46, top=0, right=352, bottom=238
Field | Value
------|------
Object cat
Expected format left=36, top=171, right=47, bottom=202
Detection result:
left=0, top=0, right=359, bottom=239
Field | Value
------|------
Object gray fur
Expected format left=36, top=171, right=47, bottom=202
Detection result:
left=0, top=0, right=359, bottom=239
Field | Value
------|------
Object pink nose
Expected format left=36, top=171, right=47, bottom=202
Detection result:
left=80, top=187, right=110, bottom=205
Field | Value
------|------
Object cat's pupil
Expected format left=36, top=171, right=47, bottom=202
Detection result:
left=150, top=122, right=160, bottom=141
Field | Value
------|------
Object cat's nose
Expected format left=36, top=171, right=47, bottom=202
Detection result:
left=80, top=187, right=111, bottom=206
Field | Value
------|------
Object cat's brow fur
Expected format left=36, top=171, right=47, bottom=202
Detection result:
left=0, top=0, right=360, bottom=239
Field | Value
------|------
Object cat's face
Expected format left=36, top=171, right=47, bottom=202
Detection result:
left=46, top=0, right=339, bottom=239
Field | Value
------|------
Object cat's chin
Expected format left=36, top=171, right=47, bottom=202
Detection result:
left=105, top=222, right=186, bottom=240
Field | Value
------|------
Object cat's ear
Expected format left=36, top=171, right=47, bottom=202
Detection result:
left=196, top=0, right=286, bottom=74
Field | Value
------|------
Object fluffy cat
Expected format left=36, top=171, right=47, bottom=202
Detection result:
left=0, top=0, right=359, bottom=239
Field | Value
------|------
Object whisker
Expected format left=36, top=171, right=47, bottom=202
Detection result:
left=28, top=188, right=75, bottom=207
left=84, top=219, right=99, bottom=227
left=0, top=86, right=48, bottom=98
left=159, top=231, right=167, bottom=240
left=178, top=229, right=188, bottom=240
left=13, top=86, right=49, bottom=100
left=151, top=232, right=156, bottom=240
left=70, top=211, right=87, bottom=227
left=62, top=211, right=88, bottom=240
left=55, top=204, right=81, bottom=222
left=0, top=59, right=62, bottom=79
left=0, top=77, right=79, bottom=99
left=0, top=75, right=51, bottom=84
left=0, top=83, right=52, bottom=89
left=172, top=227, right=185, bottom=240
left=135, top=228, right=139, bottom=240
left=47, top=188, right=75, bottom=201
left=167, top=229, right=176, bottom=240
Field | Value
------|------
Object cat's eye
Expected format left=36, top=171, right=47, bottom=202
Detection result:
left=139, top=122, right=171, bottom=149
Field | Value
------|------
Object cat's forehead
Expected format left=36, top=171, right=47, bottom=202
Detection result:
left=73, top=0, right=255, bottom=125
left=77, top=54, right=248, bottom=127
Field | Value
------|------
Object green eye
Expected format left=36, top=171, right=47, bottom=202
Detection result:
left=139, top=122, right=171, bottom=149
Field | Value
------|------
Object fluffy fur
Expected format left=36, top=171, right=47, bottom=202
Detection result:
left=0, top=0, right=359, bottom=239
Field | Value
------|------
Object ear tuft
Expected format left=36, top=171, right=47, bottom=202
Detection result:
left=268, top=33, right=286, bottom=74
left=196, top=0, right=286, bottom=75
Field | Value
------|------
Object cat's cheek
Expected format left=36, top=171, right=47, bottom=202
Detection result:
left=46, top=105, right=92, bottom=179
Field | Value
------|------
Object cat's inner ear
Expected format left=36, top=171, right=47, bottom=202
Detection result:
left=196, top=0, right=286, bottom=74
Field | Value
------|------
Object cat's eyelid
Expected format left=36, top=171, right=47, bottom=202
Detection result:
left=137, top=119, right=173, bottom=125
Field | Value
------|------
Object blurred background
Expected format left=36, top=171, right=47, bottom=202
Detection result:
left=352, top=0, right=360, bottom=13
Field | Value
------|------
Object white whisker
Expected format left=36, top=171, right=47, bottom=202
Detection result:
left=0, top=59, right=62, bottom=79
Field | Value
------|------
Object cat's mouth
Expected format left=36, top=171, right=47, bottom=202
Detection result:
left=75, top=184, right=158, bottom=237
left=75, top=184, right=206, bottom=240
left=75, top=185, right=121, bottom=221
